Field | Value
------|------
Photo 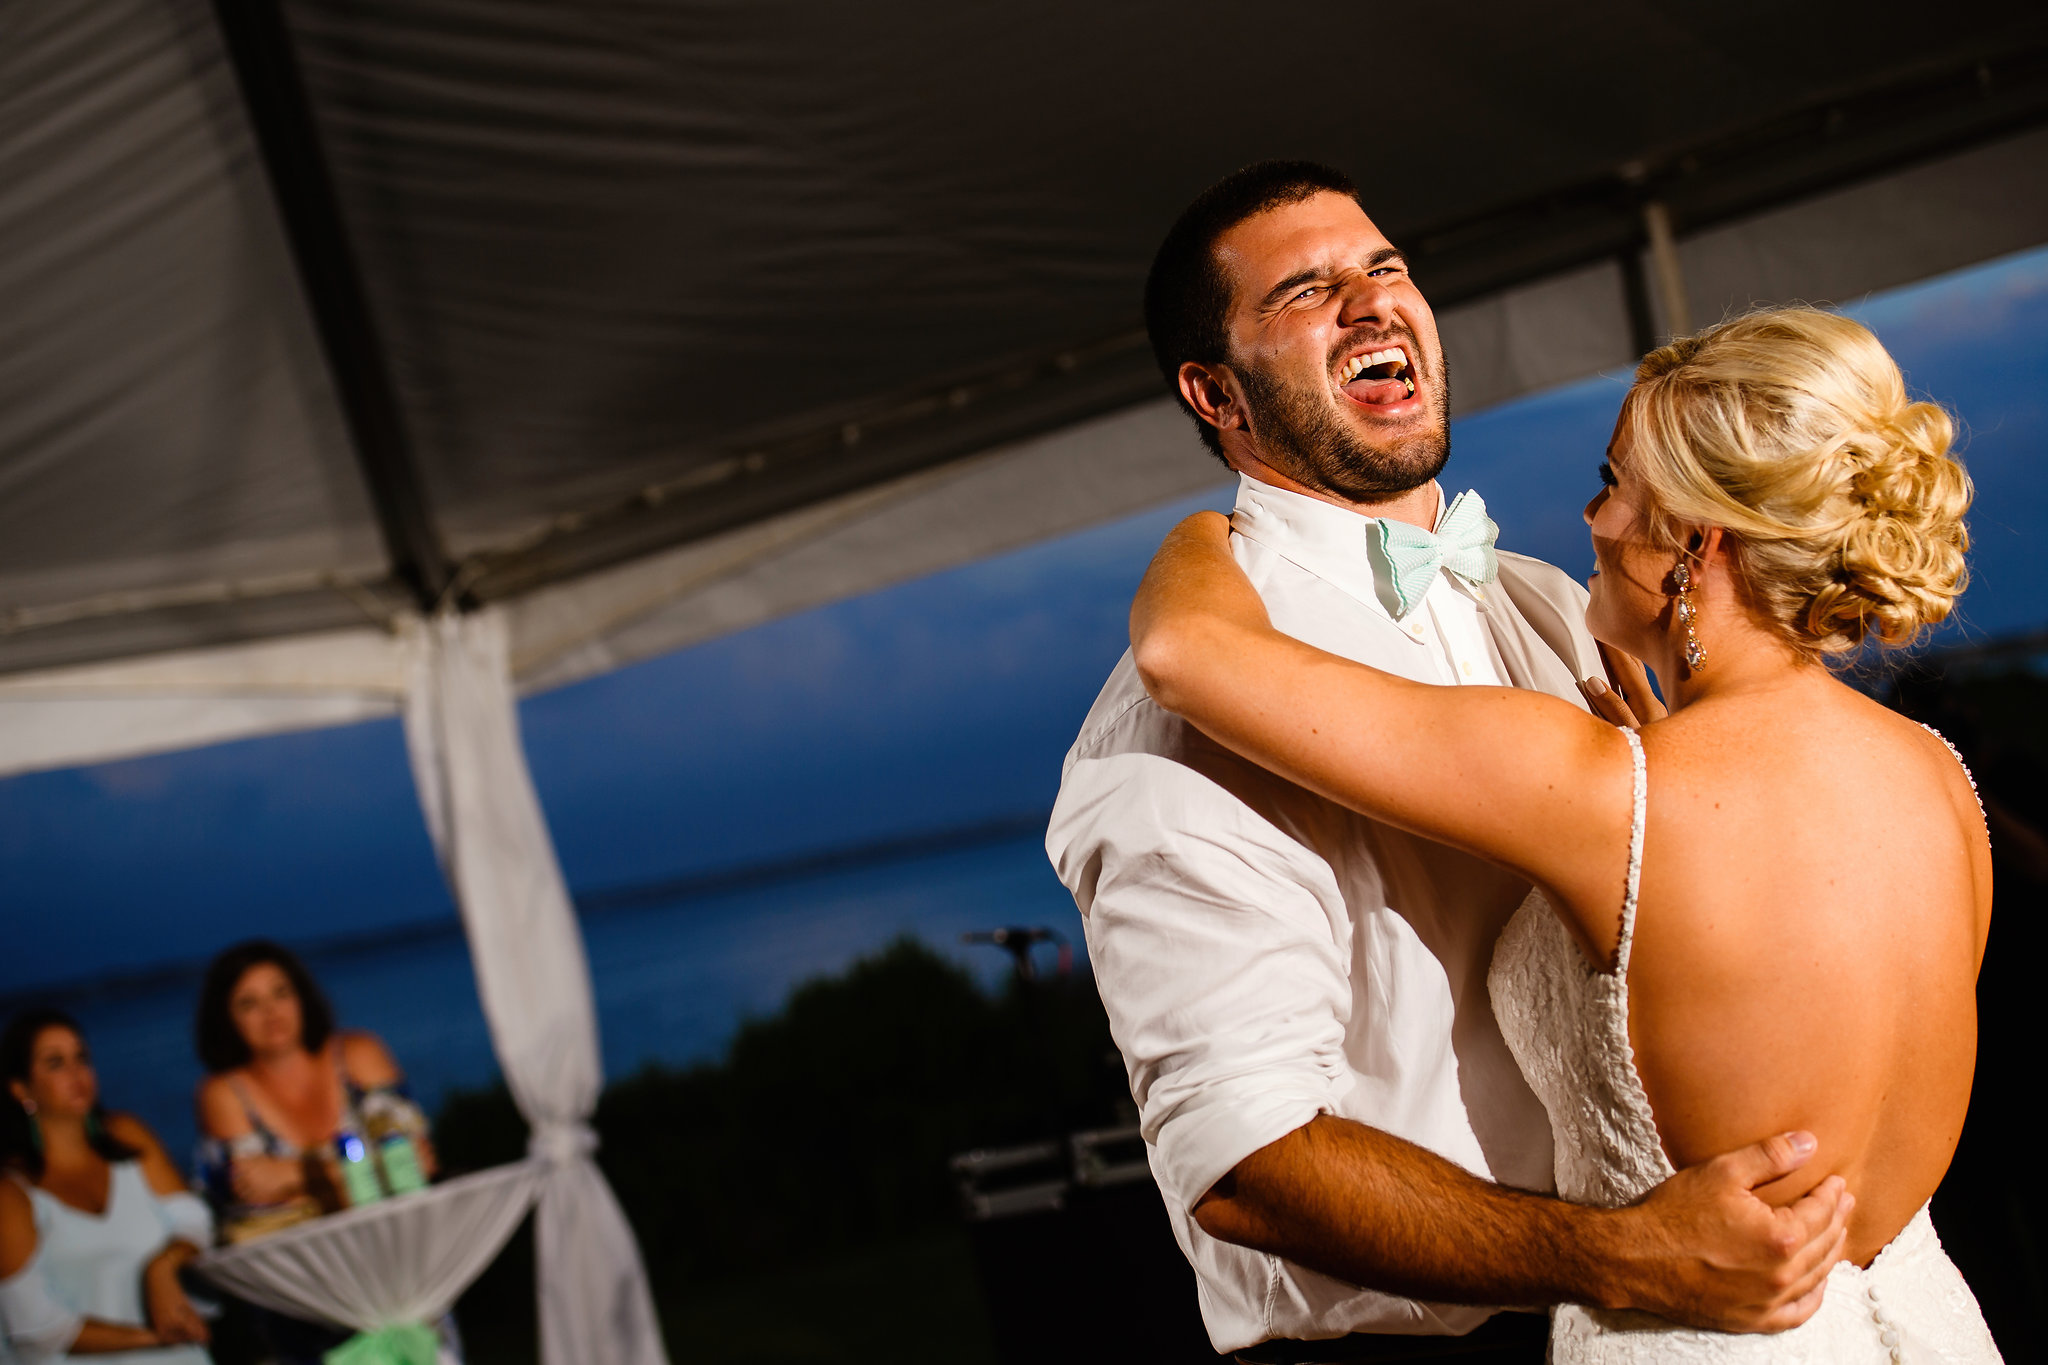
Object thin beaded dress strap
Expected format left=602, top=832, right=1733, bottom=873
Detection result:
left=1613, top=728, right=1649, bottom=974
left=1918, top=722, right=1989, bottom=835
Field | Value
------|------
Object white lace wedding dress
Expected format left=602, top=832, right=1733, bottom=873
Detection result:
left=1489, top=727, right=2003, bottom=1363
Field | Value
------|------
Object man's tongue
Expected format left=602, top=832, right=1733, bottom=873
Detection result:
left=1345, top=375, right=1409, bottom=406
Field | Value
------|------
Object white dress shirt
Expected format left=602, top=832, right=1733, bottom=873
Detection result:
left=1046, top=474, right=1566, bottom=1351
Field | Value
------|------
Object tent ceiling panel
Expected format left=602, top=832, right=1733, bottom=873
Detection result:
left=1665, top=125, right=2048, bottom=337
left=0, top=583, right=407, bottom=682
left=281, top=0, right=2048, bottom=566
left=506, top=104, right=2048, bottom=696
left=0, top=624, right=409, bottom=780
left=5, top=128, right=2045, bottom=685
left=0, top=0, right=384, bottom=619
left=506, top=399, right=1224, bottom=695
left=1436, top=260, right=1639, bottom=418
left=4, top=2, right=2047, bottom=684
left=1437, top=124, right=2048, bottom=415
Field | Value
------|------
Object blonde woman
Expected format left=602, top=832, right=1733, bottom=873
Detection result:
left=1128, top=308, right=2000, bottom=1360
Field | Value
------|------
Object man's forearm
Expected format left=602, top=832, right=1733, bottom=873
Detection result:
left=1193, top=1114, right=1853, bottom=1333
left=1193, top=1114, right=1620, bottom=1309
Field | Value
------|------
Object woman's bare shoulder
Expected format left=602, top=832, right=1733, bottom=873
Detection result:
left=195, top=1070, right=234, bottom=1101
left=195, top=1070, right=253, bottom=1136
left=102, top=1110, right=162, bottom=1154
left=338, top=1030, right=402, bottom=1086
left=1806, top=684, right=1988, bottom=842
left=1639, top=673, right=1921, bottom=774
left=0, top=1175, right=36, bottom=1275
left=104, top=1112, right=194, bottom=1194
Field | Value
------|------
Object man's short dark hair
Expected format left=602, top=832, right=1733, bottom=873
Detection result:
left=1145, top=161, right=1365, bottom=461
left=194, top=938, right=336, bottom=1074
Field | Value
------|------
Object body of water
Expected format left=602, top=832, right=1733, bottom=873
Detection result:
left=38, top=831, right=1080, bottom=1164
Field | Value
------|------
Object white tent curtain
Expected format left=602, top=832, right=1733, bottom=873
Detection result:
left=401, top=610, right=665, bottom=1365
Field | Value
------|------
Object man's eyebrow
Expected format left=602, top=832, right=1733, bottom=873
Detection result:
left=1256, top=248, right=1409, bottom=310
left=1258, top=267, right=1326, bottom=309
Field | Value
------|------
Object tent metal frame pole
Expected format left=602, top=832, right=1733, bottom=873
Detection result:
left=1617, top=247, right=1656, bottom=362
left=209, top=0, right=454, bottom=611
left=1641, top=201, right=1691, bottom=341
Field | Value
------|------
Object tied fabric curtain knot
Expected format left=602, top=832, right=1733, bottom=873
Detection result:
left=1373, top=489, right=1500, bottom=619
left=528, top=1121, right=599, bottom=1167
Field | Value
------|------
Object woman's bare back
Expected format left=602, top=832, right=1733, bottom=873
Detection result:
left=1619, top=675, right=1990, bottom=1265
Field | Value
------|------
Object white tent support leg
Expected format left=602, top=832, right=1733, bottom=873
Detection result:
left=401, top=609, right=667, bottom=1365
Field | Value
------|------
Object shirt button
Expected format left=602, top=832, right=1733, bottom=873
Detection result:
left=1406, top=622, right=1425, bottom=640
left=1460, top=660, right=1473, bottom=677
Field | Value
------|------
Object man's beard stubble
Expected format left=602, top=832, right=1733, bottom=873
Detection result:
left=1236, top=344, right=1452, bottom=502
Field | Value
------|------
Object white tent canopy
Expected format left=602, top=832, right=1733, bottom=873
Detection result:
left=4, top=2, right=2048, bottom=1360
left=5, top=0, right=2047, bottom=681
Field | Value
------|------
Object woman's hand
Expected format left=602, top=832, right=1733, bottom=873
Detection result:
left=1582, top=643, right=1669, bottom=729
left=229, top=1153, right=304, bottom=1206
left=416, top=1134, right=439, bottom=1180
left=143, top=1249, right=210, bottom=1345
left=1130, top=511, right=1268, bottom=711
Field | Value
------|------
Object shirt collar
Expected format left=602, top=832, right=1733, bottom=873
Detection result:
left=1232, top=474, right=1478, bottom=617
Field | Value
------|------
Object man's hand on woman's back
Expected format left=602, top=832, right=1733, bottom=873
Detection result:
left=1600, top=1130, right=1853, bottom=1332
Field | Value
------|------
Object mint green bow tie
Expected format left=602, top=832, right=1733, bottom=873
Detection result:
left=1371, top=489, right=1499, bottom=620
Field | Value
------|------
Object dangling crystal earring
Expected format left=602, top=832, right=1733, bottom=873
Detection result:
left=1672, top=560, right=1706, bottom=672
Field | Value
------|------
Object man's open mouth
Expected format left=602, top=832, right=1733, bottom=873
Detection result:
left=1336, top=344, right=1416, bottom=407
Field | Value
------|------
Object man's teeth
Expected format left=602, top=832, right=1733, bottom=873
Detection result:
left=1338, top=347, right=1411, bottom=384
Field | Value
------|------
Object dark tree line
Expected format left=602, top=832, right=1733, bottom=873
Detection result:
left=438, top=938, right=1129, bottom=1360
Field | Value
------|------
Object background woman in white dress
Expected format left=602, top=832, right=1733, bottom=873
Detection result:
left=0, top=1009, right=213, bottom=1363
left=1127, top=308, right=2001, bottom=1360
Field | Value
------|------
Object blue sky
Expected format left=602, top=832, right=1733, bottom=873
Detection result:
left=3, top=244, right=2046, bottom=999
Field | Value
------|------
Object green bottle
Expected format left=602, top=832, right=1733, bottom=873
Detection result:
left=377, top=1134, right=428, bottom=1195
left=334, top=1130, right=385, bottom=1207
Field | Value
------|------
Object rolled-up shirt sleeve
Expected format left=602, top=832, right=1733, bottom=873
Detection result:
left=1051, top=718, right=1356, bottom=1215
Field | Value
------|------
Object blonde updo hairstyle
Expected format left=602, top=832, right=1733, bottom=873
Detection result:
left=1618, top=307, right=1971, bottom=658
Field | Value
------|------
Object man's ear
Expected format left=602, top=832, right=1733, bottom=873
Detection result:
left=1178, top=360, right=1247, bottom=440
left=6, top=1079, right=29, bottom=1111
